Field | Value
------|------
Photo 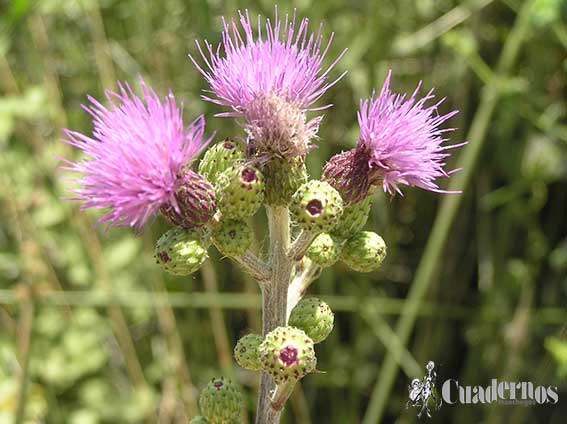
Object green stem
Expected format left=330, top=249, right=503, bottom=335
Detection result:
left=256, top=206, right=294, bottom=424
left=270, top=380, right=297, bottom=411
left=362, top=2, right=536, bottom=423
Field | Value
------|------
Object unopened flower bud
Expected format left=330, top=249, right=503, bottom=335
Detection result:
left=189, top=416, right=210, bottom=424
left=216, top=165, right=264, bottom=219
left=332, top=196, right=372, bottom=239
left=263, top=157, right=308, bottom=206
left=322, top=147, right=372, bottom=205
left=160, top=169, right=217, bottom=228
left=341, top=231, right=386, bottom=272
left=199, top=377, right=243, bottom=424
left=306, top=233, right=341, bottom=268
left=259, top=326, right=316, bottom=384
left=212, top=219, right=254, bottom=257
left=234, top=334, right=263, bottom=371
left=198, top=140, right=245, bottom=182
left=290, top=180, right=343, bottom=233
left=288, top=298, right=334, bottom=344
left=154, top=227, right=208, bottom=276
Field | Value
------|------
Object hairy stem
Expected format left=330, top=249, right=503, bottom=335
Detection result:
left=233, top=251, right=272, bottom=282
left=256, top=206, right=294, bottom=424
left=287, top=230, right=316, bottom=261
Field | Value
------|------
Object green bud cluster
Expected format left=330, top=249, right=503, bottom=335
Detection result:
left=216, top=165, right=264, bottom=219
left=306, top=233, right=341, bottom=268
left=290, top=180, right=343, bottom=233
left=289, top=298, right=334, bottom=344
left=234, top=334, right=263, bottom=371
left=154, top=227, right=208, bottom=276
left=341, top=231, right=387, bottom=272
left=199, top=377, right=243, bottom=424
left=212, top=219, right=254, bottom=257
left=156, top=130, right=390, bottom=413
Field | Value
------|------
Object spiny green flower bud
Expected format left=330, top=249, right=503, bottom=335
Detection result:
left=288, top=298, right=334, bottom=344
left=259, top=326, right=316, bottom=384
left=212, top=219, right=254, bottom=257
left=290, top=180, right=343, bottom=233
left=306, top=233, right=341, bottom=268
left=234, top=334, right=263, bottom=371
left=332, top=196, right=372, bottom=239
left=198, top=140, right=245, bottom=182
left=154, top=228, right=208, bottom=276
left=216, top=165, right=264, bottom=219
left=199, top=377, right=243, bottom=424
left=341, top=231, right=386, bottom=273
left=189, top=416, right=210, bottom=424
left=263, top=157, right=308, bottom=206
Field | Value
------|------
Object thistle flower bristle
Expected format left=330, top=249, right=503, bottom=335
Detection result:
left=323, top=71, right=463, bottom=203
left=358, top=70, right=462, bottom=195
left=61, top=78, right=211, bottom=229
left=190, top=7, right=346, bottom=158
left=191, top=7, right=345, bottom=114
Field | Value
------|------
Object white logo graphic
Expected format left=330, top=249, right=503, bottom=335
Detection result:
left=406, top=361, right=443, bottom=418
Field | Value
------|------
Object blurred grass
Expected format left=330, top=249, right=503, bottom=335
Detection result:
left=1, top=0, right=566, bottom=423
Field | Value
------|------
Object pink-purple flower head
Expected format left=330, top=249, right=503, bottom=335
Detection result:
left=324, top=71, right=465, bottom=204
left=190, top=8, right=346, bottom=159
left=61, top=79, right=213, bottom=230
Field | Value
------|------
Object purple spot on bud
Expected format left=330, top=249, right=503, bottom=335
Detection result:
left=214, top=380, right=224, bottom=389
left=223, top=142, right=234, bottom=149
left=279, top=345, right=298, bottom=367
left=241, top=168, right=257, bottom=183
left=306, top=199, right=323, bottom=216
left=158, top=251, right=170, bottom=263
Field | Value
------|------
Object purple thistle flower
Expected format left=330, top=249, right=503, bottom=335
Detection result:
left=190, top=8, right=346, bottom=158
left=61, top=79, right=213, bottom=229
left=324, top=71, right=465, bottom=204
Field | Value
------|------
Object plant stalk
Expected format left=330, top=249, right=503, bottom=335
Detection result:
left=256, top=206, right=294, bottom=424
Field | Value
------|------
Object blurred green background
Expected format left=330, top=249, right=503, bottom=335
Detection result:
left=1, top=0, right=566, bottom=423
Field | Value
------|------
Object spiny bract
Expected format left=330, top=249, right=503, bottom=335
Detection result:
left=198, top=139, right=245, bottom=182
left=290, top=180, right=343, bottom=233
left=154, top=227, right=208, bottom=276
left=212, top=219, right=254, bottom=257
left=263, top=157, right=308, bottom=206
left=306, top=233, right=341, bottom=268
left=259, top=326, right=316, bottom=385
left=289, top=298, right=335, bottom=344
left=341, top=231, right=387, bottom=272
left=234, top=334, right=263, bottom=371
left=159, top=169, right=217, bottom=229
left=199, top=377, right=243, bottom=424
left=331, top=196, right=372, bottom=239
left=216, top=165, right=264, bottom=219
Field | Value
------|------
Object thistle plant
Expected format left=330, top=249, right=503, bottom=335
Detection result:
left=61, top=8, right=463, bottom=424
